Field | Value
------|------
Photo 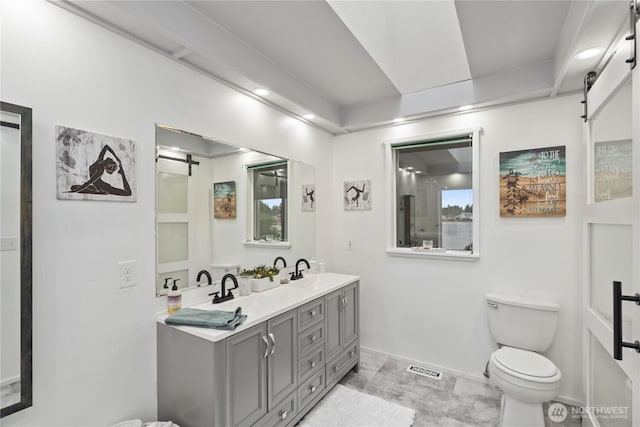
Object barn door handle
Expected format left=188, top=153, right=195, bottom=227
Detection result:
left=613, top=281, right=640, bottom=360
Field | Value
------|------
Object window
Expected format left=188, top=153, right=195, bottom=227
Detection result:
left=387, top=129, right=479, bottom=259
left=249, top=161, right=288, bottom=242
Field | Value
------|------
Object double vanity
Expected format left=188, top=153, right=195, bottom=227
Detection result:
left=157, top=273, right=360, bottom=427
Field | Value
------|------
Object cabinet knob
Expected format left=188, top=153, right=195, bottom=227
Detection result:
left=310, top=385, right=317, bottom=393
left=280, top=410, right=287, bottom=420
left=310, top=309, right=316, bottom=316
left=310, top=334, right=317, bottom=342
left=333, top=365, right=338, bottom=373
left=349, top=350, right=354, bottom=358
left=310, top=360, right=316, bottom=368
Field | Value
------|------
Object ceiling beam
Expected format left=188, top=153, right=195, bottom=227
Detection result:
left=550, top=1, right=598, bottom=97
left=103, top=0, right=343, bottom=129
left=341, top=61, right=555, bottom=131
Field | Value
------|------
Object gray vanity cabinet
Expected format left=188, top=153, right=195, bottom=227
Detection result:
left=227, top=310, right=297, bottom=427
left=157, top=279, right=359, bottom=427
left=226, top=323, right=268, bottom=427
left=325, top=282, right=359, bottom=362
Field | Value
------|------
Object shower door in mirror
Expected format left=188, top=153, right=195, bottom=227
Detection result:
left=156, top=149, right=211, bottom=294
left=583, top=27, right=638, bottom=427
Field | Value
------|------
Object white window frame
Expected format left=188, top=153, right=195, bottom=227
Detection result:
left=243, top=159, right=291, bottom=249
left=383, top=127, right=481, bottom=261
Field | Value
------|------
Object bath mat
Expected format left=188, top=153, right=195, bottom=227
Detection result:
left=298, top=384, right=415, bottom=427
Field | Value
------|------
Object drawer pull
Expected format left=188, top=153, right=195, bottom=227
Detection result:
left=310, top=309, right=317, bottom=317
left=333, top=365, right=338, bottom=373
left=310, top=385, right=317, bottom=393
left=279, top=410, right=288, bottom=420
left=310, top=360, right=316, bottom=368
left=310, top=334, right=317, bottom=342
left=349, top=350, right=354, bottom=358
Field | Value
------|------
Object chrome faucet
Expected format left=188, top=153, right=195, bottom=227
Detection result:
left=290, top=258, right=310, bottom=281
left=209, top=273, right=238, bottom=304
left=273, top=256, right=287, bottom=268
left=196, top=270, right=212, bottom=287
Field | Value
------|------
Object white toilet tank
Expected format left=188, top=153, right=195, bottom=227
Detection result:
left=486, top=293, right=559, bottom=352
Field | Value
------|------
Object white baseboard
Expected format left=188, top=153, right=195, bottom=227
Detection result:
left=360, top=345, right=491, bottom=385
left=359, top=345, right=584, bottom=408
left=0, top=375, right=20, bottom=388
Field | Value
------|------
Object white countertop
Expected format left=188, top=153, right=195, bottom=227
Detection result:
left=157, top=272, right=359, bottom=343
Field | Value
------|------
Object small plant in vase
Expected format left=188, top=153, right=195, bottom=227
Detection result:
left=237, top=269, right=255, bottom=296
left=251, top=265, right=281, bottom=292
left=253, top=265, right=280, bottom=282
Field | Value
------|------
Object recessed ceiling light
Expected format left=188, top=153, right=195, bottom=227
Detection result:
left=393, top=117, right=405, bottom=123
left=575, top=47, right=603, bottom=60
left=415, top=171, right=422, bottom=174
left=302, top=113, right=315, bottom=120
left=459, top=105, right=473, bottom=111
left=406, top=166, right=414, bottom=170
left=254, top=88, right=270, bottom=96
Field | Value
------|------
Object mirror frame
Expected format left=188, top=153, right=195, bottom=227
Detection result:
left=1, top=101, right=33, bottom=417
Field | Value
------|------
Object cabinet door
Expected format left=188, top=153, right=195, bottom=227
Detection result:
left=226, top=323, right=268, bottom=427
left=267, top=310, right=297, bottom=410
left=343, top=282, right=359, bottom=347
left=325, top=289, right=343, bottom=361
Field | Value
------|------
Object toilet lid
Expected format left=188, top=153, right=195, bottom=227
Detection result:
left=493, top=347, right=558, bottom=378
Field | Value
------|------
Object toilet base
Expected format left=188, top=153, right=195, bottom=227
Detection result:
left=500, top=395, right=544, bottom=427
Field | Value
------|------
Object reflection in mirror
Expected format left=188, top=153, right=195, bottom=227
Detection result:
left=155, top=125, right=315, bottom=296
left=1, top=102, right=32, bottom=417
left=590, top=77, right=632, bottom=203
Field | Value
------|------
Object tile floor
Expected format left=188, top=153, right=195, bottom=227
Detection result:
left=338, top=348, right=582, bottom=427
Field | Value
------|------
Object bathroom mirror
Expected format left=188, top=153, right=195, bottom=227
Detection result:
left=155, top=125, right=316, bottom=295
left=0, top=102, right=33, bottom=417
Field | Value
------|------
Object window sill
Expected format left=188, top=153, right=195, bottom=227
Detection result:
left=243, top=240, right=291, bottom=249
left=385, top=248, right=479, bottom=261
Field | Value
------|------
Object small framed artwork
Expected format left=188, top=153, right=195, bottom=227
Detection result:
left=499, top=145, right=566, bottom=217
left=55, top=126, right=136, bottom=202
left=302, top=184, right=315, bottom=211
left=213, top=181, right=236, bottom=219
left=344, top=180, right=371, bottom=210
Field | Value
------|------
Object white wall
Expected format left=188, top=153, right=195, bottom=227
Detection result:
left=0, top=1, right=332, bottom=425
left=330, top=95, right=584, bottom=403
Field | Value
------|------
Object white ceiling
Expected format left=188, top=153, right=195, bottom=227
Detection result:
left=57, top=0, right=631, bottom=134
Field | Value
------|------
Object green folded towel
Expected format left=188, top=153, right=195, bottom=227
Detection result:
left=165, top=307, right=247, bottom=330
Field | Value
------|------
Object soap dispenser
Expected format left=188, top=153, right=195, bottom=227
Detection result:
left=167, top=279, right=182, bottom=314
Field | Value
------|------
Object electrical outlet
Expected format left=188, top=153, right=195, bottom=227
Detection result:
left=347, top=240, right=354, bottom=251
left=118, top=260, right=137, bottom=288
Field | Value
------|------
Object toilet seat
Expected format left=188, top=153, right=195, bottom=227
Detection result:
left=491, top=347, right=560, bottom=383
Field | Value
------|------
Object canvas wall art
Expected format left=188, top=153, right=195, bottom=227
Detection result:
left=56, top=126, right=136, bottom=201
left=499, top=146, right=566, bottom=217
left=302, top=184, right=315, bottom=211
left=214, top=181, right=236, bottom=219
left=344, top=180, right=371, bottom=210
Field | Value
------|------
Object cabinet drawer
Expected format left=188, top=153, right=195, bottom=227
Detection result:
left=254, top=391, right=297, bottom=427
left=298, top=369, right=325, bottom=411
left=297, top=299, right=324, bottom=332
left=326, top=343, right=358, bottom=385
left=298, top=346, right=325, bottom=384
left=297, top=323, right=324, bottom=359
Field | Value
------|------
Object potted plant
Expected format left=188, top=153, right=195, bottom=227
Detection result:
left=251, top=265, right=281, bottom=292
left=237, top=269, right=254, bottom=296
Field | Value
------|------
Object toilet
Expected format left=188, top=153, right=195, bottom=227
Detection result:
left=486, top=293, right=562, bottom=427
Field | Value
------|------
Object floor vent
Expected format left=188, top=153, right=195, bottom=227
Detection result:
left=406, top=364, right=443, bottom=381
